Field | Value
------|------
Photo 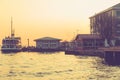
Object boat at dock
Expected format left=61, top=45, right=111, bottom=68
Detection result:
left=1, top=17, right=22, bottom=53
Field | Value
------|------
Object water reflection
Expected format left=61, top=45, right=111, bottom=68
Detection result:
left=0, top=51, right=120, bottom=80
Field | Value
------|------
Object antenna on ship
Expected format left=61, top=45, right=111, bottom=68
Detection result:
left=11, top=16, right=14, bottom=37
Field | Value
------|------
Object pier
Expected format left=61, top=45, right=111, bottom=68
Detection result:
left=65, top=46, right=120, bottom=65
left=101, top=47, right=120, bottom=65
left=65, top=48, right=104, bottom=57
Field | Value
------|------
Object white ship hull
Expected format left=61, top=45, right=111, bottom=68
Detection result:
left=1, top=48, right=21, bottom=53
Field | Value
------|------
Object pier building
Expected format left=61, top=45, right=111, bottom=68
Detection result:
left=74, top=34, right=104, bottom=50
left=34, top=37, right=61, bottom=50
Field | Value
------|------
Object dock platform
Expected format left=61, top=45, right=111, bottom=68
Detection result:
left=100, top=47, right=120, bottom=65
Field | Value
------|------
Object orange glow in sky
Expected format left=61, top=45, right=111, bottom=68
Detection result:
left=0, top=0, right=120, bottom=46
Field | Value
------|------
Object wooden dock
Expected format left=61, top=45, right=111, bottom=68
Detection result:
left=100, top=47, right=120, bottom=52
left=65, top=49, right=104, bottom=57
left=65, top=47, right=120, bottom=65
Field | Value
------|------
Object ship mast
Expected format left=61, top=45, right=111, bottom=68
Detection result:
left=11, top=17, right=14, bottom=37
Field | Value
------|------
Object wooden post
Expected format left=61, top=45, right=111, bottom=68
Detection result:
left=104, top=51, right=114, bottom=65
left=114, top=52, right=120, bottom=65
left=104, top=51, right=120, bottom=65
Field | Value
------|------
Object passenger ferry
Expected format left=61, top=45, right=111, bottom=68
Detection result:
left=1, top=18, right=22, bottom=52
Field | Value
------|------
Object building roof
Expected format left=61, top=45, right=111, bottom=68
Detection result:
left=112, top=3, right=120, bottom=8
left=90, top=3, right=120, bottom=18
left=34, top=37, right=61, bottom=41
left=75, top=34, right=101, bottom=40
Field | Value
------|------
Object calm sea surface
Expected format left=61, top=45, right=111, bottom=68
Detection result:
left=0, top=51, right=120, bottom=80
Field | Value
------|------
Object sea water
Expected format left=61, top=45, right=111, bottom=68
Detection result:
left=0, top=51, right=120, bottom=80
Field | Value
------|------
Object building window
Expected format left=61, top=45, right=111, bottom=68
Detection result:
left=116, top=11, right=120, bottom=17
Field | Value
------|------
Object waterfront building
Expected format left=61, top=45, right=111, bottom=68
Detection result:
left=34, top=37, right=61, bottom=50
left=90, top=3, right=120, bottom=46
left=74, top=34, right=104, bottom=50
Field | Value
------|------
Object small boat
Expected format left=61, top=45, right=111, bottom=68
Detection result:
left=1, top=17, right=22, bottom=53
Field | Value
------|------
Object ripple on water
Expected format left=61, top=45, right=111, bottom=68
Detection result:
left=7, top=71, right=17, bottom=77
left=20, top=66, right=30, bottom=68
left=34, top=72, right=52, bottom=77
left=54, top=69, right=73, bottom=74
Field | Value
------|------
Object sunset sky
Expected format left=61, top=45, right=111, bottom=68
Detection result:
left=0, top=0, right=120, bottom=46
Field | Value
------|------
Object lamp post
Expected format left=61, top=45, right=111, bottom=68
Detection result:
left=27, top=38, right=30, bottom=51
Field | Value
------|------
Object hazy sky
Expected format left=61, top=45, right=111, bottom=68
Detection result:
left=0, top=0, right=120, bottom=46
